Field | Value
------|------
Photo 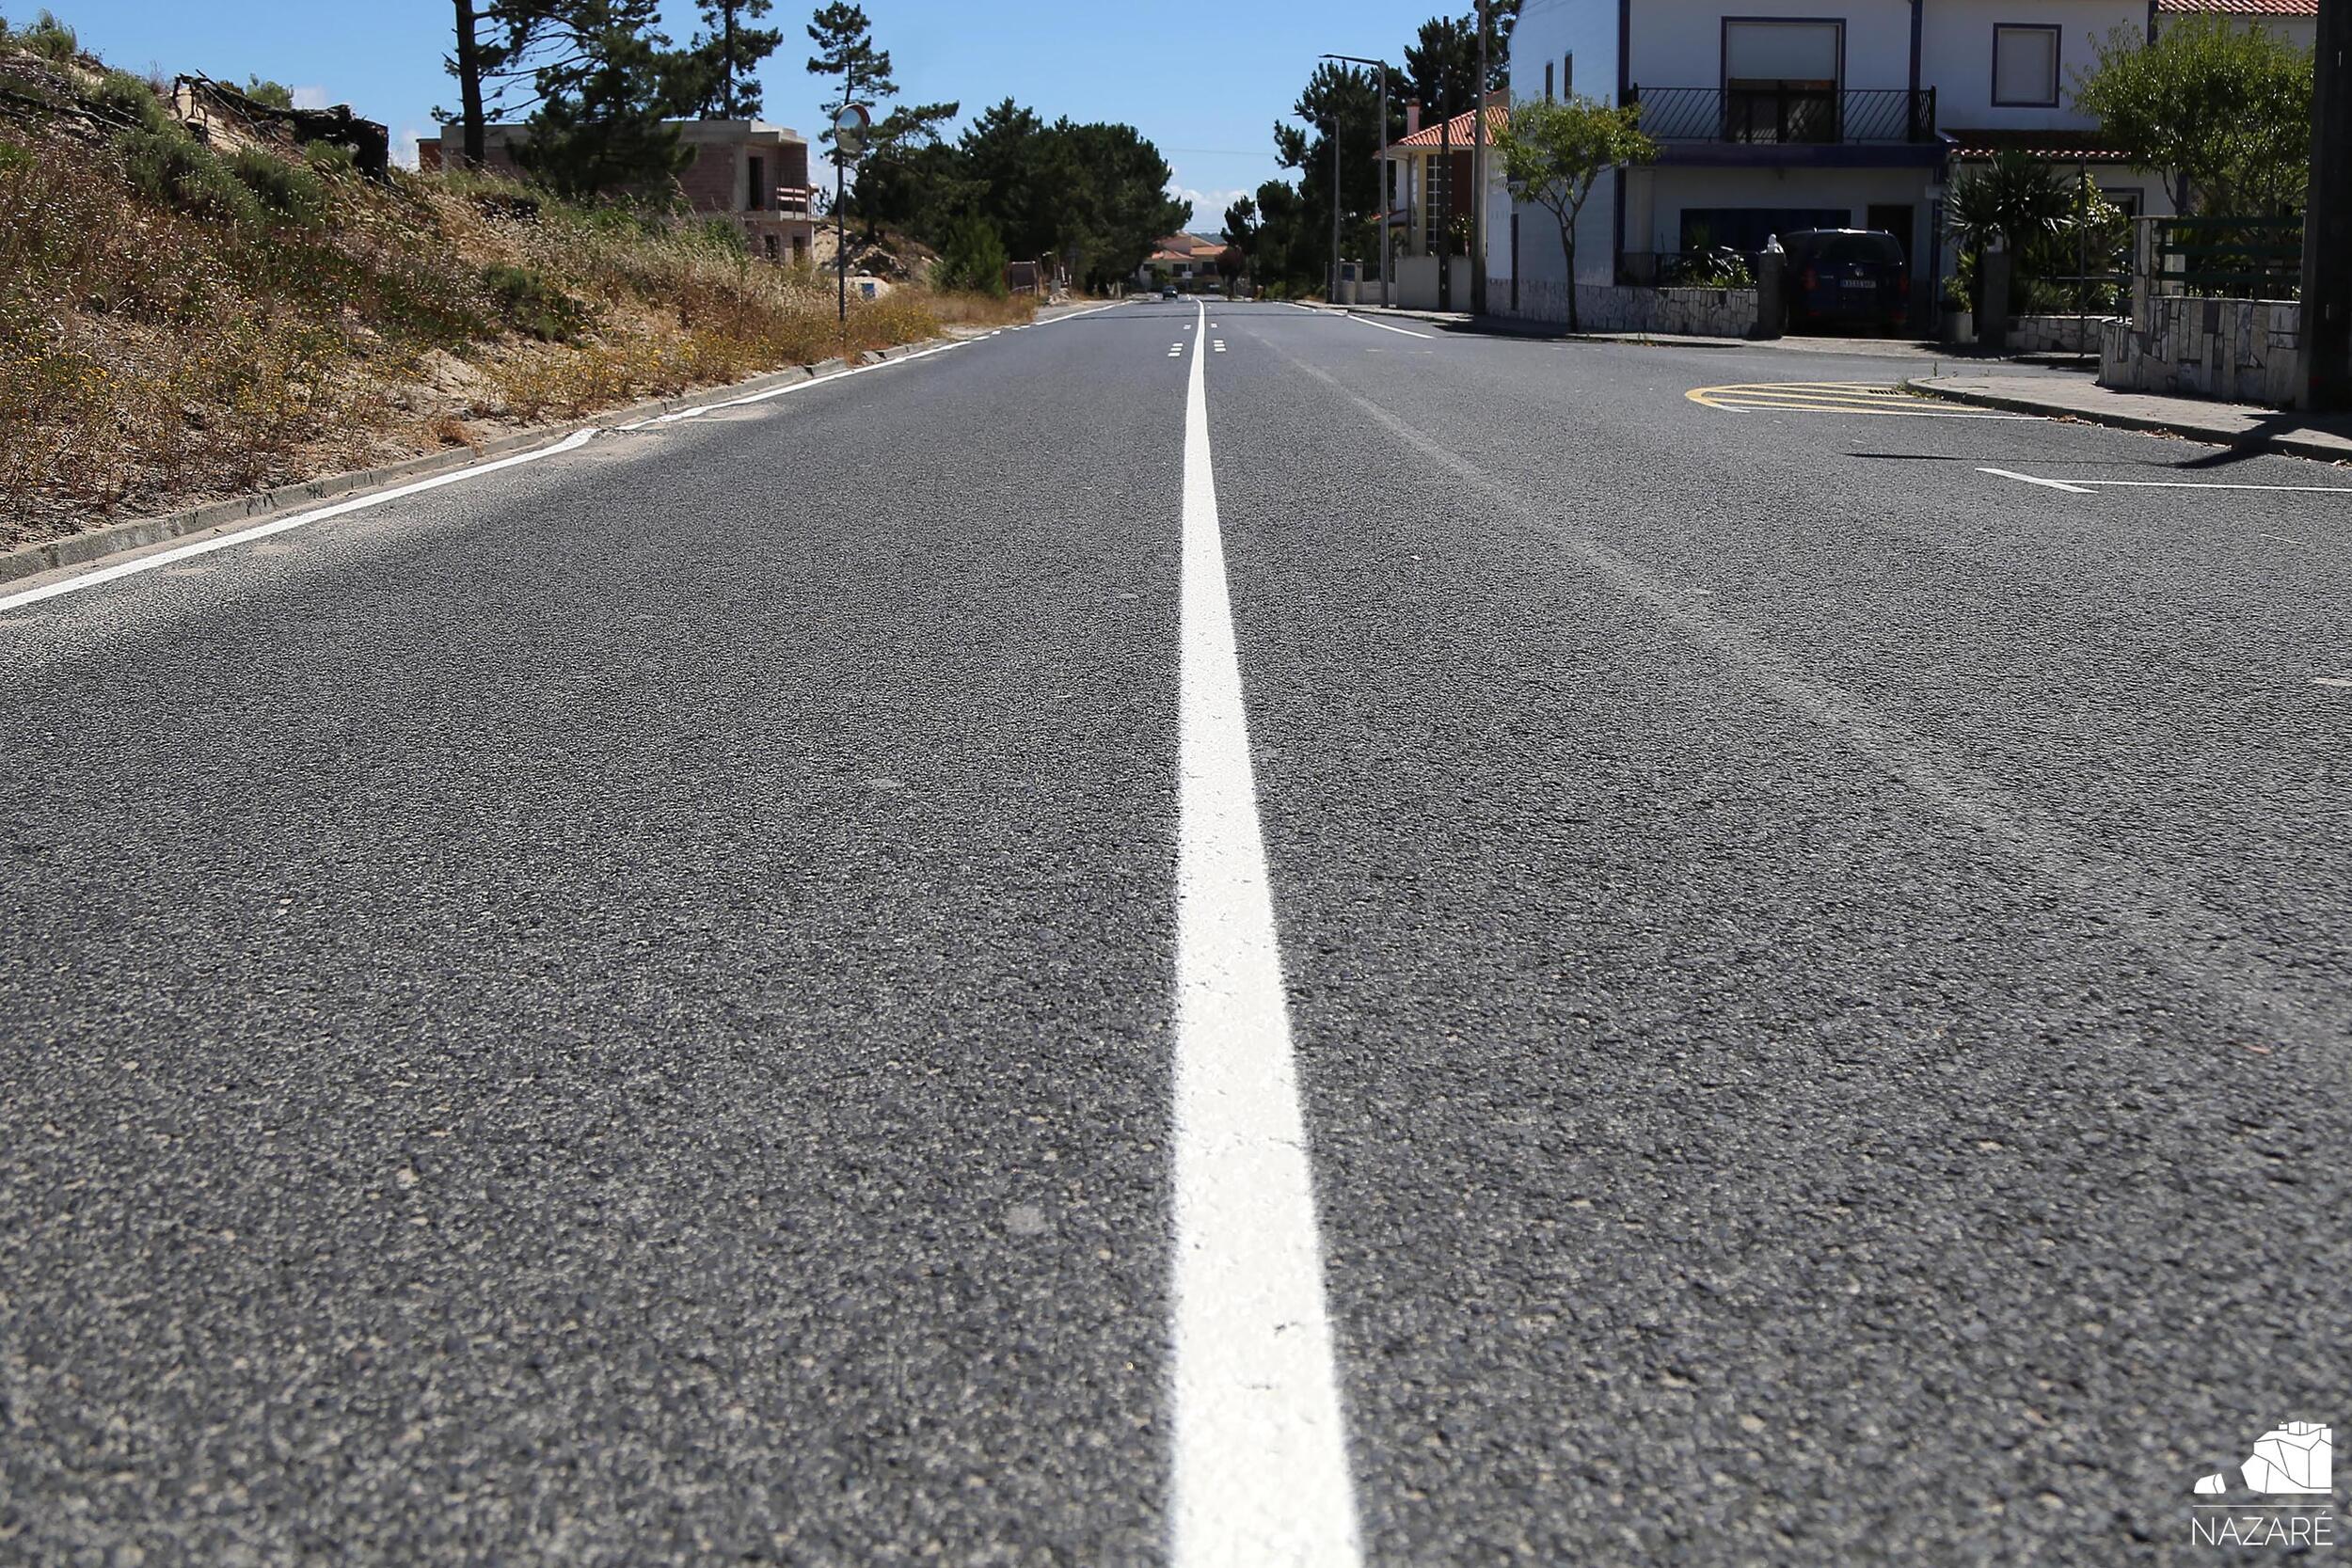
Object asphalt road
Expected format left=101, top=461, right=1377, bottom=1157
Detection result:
left=3, top=299, right=2347, bottom=1566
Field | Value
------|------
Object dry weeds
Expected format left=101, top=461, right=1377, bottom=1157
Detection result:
left=0, top=48, right=1033, bottom=549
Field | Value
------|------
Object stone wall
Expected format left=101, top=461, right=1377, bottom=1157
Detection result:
left=2099, top=296, right=2301, bottom=408
left=2005, top=315, right=2119, bottom=356
left=1509, top=278, right=1758, bottom=338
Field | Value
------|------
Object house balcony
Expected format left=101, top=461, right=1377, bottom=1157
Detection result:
left=1627, top=87, right=1944, bottom=167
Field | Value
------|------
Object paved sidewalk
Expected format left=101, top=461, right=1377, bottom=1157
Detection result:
left=1906, top=372, right=2352, bottom=464
left=1281, top=297, right=2087, bottom=364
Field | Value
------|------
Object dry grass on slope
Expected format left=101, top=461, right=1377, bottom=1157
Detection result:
left=0, top=40, right=1029, bottom=549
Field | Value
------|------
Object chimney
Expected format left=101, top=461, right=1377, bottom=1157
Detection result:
left=1406, top=101, right=1422, bottom=137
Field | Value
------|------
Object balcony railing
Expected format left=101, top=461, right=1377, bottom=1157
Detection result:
left=1629, top=86, right=1937, bottom=145
left=769, top=185, right=818, bottom=219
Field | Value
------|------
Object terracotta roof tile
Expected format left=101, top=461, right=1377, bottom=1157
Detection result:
left=1388, top=105, right=1508, bottom=151
left=2156, top=0, right=2316, bottom=14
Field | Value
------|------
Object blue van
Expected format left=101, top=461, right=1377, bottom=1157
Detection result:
left=1780, top=229, right=1909, bottom=334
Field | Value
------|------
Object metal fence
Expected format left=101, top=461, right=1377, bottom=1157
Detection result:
left=1629, top=86, right=1937, bottom=146
left=2152, top=216, right=2304, bottom=298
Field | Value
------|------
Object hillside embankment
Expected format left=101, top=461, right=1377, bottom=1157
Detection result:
left=0, top=16, right=1031, bottom=551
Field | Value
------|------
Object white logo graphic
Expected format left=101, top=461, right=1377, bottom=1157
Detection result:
left=2197, top=1424, right=2333, bottom=1497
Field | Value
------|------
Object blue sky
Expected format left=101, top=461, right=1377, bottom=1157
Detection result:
left=51, top=1, right=1464, bottom=232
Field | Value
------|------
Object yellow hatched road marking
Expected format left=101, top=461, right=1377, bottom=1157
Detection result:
left=1686, top=381, right=2035, bottom=418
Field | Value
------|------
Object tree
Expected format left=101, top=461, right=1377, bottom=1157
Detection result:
left=1222, top=194, right=1258, bottom=262
left=1274, top=61, right=1399, bottom=295
left=934, top=214, right=1009, bottom=294
left=1947, top=151, right=2073, bottom=258
left=514, top=0, right=692, bottom=199
left=2075, top=13, right=2313, bottom=214
left=857, top=98, right=958, bottom=237
left=242, top=76, right=295, bottom=109
left=684, top=0, right=783, bottom=119
left=1493, top=93, right=1652, bottom=330
left=446, top=0, right=544, bottom=167
left=1405, top=4, right=1523, bottom=110
left=806, top=2, right=897, bottom=162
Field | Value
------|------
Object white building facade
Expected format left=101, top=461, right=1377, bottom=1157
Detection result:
left=1502, top=0, right=2192, bottom=326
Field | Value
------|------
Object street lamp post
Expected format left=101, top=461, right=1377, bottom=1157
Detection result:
left=1321, top=54, right=1391, bottom=309
left=2300, top=0, right=2348, bottom=408
left=1471, top=0, right=1489, bottom=317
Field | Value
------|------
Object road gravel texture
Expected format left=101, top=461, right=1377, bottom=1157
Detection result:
left=3, top=301, right=2347, bottom=1565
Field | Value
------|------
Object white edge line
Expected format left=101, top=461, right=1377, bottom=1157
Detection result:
left=5, top=319, right=1043, bottom=611
left=1979, top=467, right=2095, bottom=495
left=1036, top=300, right=1123, bottom=327
left=1170, top=295, right=1362, bottom=1568
left=0, top=430, right=597, bottom=613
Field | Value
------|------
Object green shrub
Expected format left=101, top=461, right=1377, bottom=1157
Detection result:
left=119, top=128, right=263, bottom=225
left=689, top=215, right=748, bottom=256
left=482, top=261, right=593, bottom=342
left=303, top=138, right=356, bottom=175
left=21, top=8, right=74, bottom=60
left=932, top=216, right=1009, bottom=297
left=91, top=69, right=171, bottom=133
left=241, top=76, right=294, bottom=110
left=229, top=146, right=326, bottom=222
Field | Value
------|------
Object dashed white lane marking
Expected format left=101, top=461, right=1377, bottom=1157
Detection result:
left=1170, top=295, right=1362, bottom=1568
left=1979, top=467, right=2095, bottom=495
left=0, top=429, right=597, bottom=613
left=1337, top=312, right=1433, bottom=340
left=1213, top=341, right=1227, bottom=354
left=2314, top=677, right=2352, bottom=689
left=1981, top=467, right=2352, bottom=498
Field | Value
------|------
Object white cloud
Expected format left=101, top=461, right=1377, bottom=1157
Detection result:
left=291, top=86, right=331, bottom=110
left=393, top=125, right=424, bottom=170
left=1172, top=186, right=1250, bottom=229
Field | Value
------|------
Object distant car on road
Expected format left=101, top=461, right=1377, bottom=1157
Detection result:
left=1161, top=285, right=1180, bottom=300
left=1779, top=229, right=1909, bottom=334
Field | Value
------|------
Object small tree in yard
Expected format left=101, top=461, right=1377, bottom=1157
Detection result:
left=1494, top=95, right=1652, bottom=331
left=2074, top=14, right=2312, bottom=215
left=934, top=215, right=1009, bottom=296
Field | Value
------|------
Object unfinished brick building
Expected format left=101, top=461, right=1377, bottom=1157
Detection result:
left=418, top=119, right=818, bottom=262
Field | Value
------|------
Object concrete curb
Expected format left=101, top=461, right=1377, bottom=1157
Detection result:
left=1900, top=377, right=2352, bottom=465
left=0, top=338, right=968, bottom=592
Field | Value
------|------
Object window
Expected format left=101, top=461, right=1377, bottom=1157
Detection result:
left=1723, top=20, right=1842, bottom=142
left=1562, top=54, right=1573, bottom=97
left=1992, top=24, right=2061, bottom=107
left=747, top=153, right=766, bottom=211
left=1544, top=61, right=1554, bottom=101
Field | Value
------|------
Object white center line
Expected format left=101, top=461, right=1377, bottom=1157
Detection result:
left=1170, top=295, right=1362, bottom=1568
left=1979, top=467, right=2095, bottom=495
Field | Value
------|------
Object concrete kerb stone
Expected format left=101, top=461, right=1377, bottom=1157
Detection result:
left=0, top=341, right=968, bottom=591
left=1900, top=376, right=2352, bottom=466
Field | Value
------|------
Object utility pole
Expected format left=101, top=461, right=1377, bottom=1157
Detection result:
left=1330, top=107, right=1343, bottom=302
left=2301, top=0, right=2350, bottom=409
left=1324, top=55, right=1393, bottom=307
left=836, top=61, right=853, bottom=325
left=1471, top=0, right=1490, bottom=317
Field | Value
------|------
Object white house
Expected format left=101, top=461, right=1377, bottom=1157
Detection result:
left=1502, top=0, right=2189, bottom=326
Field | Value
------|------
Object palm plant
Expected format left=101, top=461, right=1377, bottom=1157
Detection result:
left=1947, top=152, right=2074, bottom=257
